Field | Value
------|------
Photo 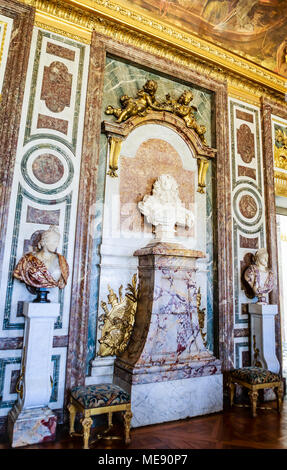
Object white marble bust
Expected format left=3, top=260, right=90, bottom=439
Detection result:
left=138, top=174, right=194, bottom=243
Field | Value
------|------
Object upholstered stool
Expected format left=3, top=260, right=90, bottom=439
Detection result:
left=228, top=367, right=284, bottom=418
left=67, top=384, right=132, bottom=449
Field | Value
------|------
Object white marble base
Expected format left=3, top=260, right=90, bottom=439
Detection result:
left=248, top=303, right=280, bottom=373
left=8, top=403, right=57, bottom=448
left=8, top=302, right=59, bottom=447
left=86, top=357, right=115, bottom=385
left=115, top=374, right=223, bottom=428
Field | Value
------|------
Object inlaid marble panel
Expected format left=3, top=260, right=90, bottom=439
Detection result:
left=0, top=26, right=90, bottom=418
left=229, top=98, right=266, bottom=367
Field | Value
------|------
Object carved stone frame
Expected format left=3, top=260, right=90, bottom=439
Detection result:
left=102, top=112, right=217, bottom=193
left=65, top=29, right=232, bottom=402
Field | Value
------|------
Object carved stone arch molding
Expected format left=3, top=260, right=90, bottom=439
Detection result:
left=102, top=112, right=217, bottom=194
left=66, top=30, right=232, bottom=400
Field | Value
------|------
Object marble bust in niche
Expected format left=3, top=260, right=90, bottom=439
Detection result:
left=243, top=248, right=274, bottom=305
left=138, top=174, right=194, bottom=244
left=13, top=225, right=69, bottom=302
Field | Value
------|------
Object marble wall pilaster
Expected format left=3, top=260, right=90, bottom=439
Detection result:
left=0, top=0, right=34, bottom=282
left=260, top=97, right=287, bottom=372
left=215, top=86, right=234, bottom=372
left=65, top=34, right=106, bottom=394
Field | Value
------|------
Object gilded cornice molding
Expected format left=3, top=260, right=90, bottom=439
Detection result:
left=19, top=0, right=287, bottom=105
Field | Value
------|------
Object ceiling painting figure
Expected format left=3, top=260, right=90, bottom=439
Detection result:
left=122, top=0, right=287, bottom=76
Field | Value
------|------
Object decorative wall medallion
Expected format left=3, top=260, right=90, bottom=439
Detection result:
left=40, top=61, right=72, bottom=113
left=237, top=124, right=255, bottom=164
left=239, top=194, right=257, bottom=219
left=233, top=187, right=262, bottom=229
left=32, top=154, right=64, bottom=184
left=21, top=145, right=74, bottom=195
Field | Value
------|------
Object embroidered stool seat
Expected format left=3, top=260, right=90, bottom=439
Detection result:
left=68, top=384, right=132, bottom=449
left=228, top=367, right=284, bottom=418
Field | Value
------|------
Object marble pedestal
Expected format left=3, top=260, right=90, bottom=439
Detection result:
left=8, top=302, right=59, bottom=447
left=114, top=242, right=223, bottom=427
left=86, top=356, right=115, bottom=385
left=248, top=303, right=280, bottom=373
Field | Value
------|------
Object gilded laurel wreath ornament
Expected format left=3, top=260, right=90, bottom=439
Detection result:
left=105, top=80, right=207, bottom=144
left=98, top=274, right=138, bottom=357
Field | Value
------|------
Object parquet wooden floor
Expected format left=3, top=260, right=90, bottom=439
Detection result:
left=1, top=400, right=287, bottom=450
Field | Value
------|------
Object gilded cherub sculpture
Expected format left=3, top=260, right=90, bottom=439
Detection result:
left=105, top=80, right=162, bottom=123
left=13, top=225, right=69, bottom=302
left=105, top=80, right=207, bottom=144
left=244, top=248, right=274, bottom=305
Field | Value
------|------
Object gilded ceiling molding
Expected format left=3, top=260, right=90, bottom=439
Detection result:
left=19, top=0, right=286, bottom=106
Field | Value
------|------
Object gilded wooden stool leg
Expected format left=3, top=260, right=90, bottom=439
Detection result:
left=81, top=415, right=93, bottom=449
left=275, top=382, right=284, bottom=413
left=67, top=402, right=77, bottom=436
left=123, top=409, right=132, bottom=444
left=108, top=411, right=112, bottom=428
left=248, top=390, right=258, bottom=417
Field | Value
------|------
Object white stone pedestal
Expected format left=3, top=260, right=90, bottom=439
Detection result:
left=248, top=303, right=280, bottom=373
left=86, top=356, right=115, bottom=385
left=8, top=302, right=59, bottom=447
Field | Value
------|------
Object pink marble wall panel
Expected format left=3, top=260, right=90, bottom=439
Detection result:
left=40, top=61, right=72, bottom=113
left=37, top=114, right=68, bottom=135
left=120, top=138, right=195, bottom=237
left=46, top=42, right=75, bottom=61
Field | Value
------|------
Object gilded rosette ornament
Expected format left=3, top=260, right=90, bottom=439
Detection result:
left=98, top=274, right=138, bottom=357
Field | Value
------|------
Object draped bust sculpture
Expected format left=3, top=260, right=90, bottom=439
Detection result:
left=13, top=225, right=69, bottom=302
left=244, top=248, right=274, bottom=305
left=138, top=174, right=194, bottom=243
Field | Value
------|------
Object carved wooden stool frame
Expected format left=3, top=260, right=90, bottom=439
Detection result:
left=228, top=376, right=284, bottom=418
left=68, top=396, right=132, bottom=449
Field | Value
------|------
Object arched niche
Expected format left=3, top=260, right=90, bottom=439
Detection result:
left=102, top=111, right=217, bottom=194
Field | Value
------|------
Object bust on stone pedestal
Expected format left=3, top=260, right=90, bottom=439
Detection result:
left=8, top=226, right=70, bottom=447
left=114, top=174, right=223, bottom=427
left=244, top=248, right=279, bottom=373
left=244, top=248, right=274, bottom=304
left=138, top=174, right=194, bottom=244
left=13, top=225, right=69, bottom=302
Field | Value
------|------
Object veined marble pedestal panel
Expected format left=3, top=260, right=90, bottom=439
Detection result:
left=114, top=242, right=222, bottom=427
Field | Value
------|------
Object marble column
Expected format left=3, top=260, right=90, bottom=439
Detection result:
left=114, top=242, right=222, bottom=427
left=8, top=302, right=59, bottom=447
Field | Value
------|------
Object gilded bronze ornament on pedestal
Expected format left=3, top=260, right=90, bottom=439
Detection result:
left=98, top=274, right=138, bottom=357
left=196, top=287, right=207, bottom=347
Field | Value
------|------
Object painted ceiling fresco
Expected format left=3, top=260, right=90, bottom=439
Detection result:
left=119, top=0, right=287, bottom=77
